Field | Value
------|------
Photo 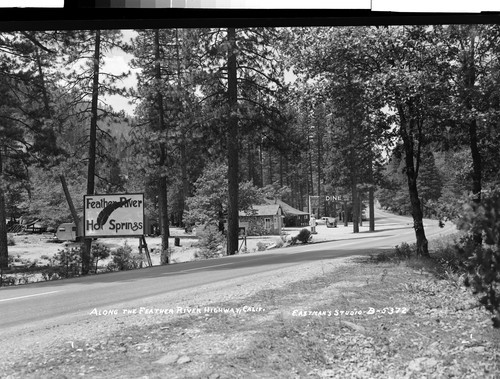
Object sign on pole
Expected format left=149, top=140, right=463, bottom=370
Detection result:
left=83, top=193, right=145, bottom=238
left=325, top=195, right=343, bottom=202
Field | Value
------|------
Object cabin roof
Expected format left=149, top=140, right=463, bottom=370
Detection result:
left=265, top=199, right=310, bottom=216
left=239, top=204, right=282, bottom=217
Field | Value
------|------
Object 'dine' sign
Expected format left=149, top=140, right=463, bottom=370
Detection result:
left=83, top=194, right=144, bottom=238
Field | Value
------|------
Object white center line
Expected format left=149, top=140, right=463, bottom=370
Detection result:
left=0, top=290, right=61, bottom=303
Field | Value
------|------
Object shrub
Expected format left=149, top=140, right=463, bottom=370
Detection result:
left=7, top=234, right=15, bottom=246
left=195, top=223, right=226, bottom=259
left=108, top=242, right=143, bottom=271
left=457, top=186, right=500, bottom=327
left=394, top=242, right=415, bottom=260
left=297, top=228, right=312, bottom=244
left=432, top=235, right=470, bottom=273
left=41, top=269, right=60, bottom=281
left=51, top=246, right=82, bottom=278
left=91, top=243, right=111, bottom=273
left=0, top=275, right=16, bottom=286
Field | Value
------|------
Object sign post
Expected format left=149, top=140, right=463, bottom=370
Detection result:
left=83, top=193, right=152, bottom=267
left=308, top=195, right=320, bottom=218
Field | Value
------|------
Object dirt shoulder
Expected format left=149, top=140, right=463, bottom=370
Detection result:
left=2, top=252, right=499, bottom=379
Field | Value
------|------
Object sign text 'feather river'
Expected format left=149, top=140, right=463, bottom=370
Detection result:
left=83, top=194, right=144, bottom=237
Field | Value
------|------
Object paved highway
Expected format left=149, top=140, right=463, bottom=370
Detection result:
left=0, top=209, right=455, bottom=334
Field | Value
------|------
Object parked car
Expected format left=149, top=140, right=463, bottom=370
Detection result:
left=321, top=217, right=338, bottom=228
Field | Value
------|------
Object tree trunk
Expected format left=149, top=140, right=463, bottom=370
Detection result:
left=343, top=200, right=348, bottom=227
left=285, top=158, right=289, bottom=188
left=279, top=154, right=283, bottom=187
left=247, top=141, right=254, bottom=183
left=175, top=29, right=189, bottom=228
left=351, top=184, right=359, bottom=233
left=346, top=69, right=359, bottom=233
left=0, top=149, right=9, bottom=270
left=298, top=162, right=304, bottom=211
left=308, top=135, right=314, bottom=211
left=369, top=185, right=375, bottom=232
left=406, top=168, right=429, bottom=256
left=348, top=139, right=359, bottom=233
left=359, top=194, right=363, bottom=227
left=158, top=176, right=169, bottom=264
left=398, top=103, right=429, bottom=257
left=259, top=142, right=263, bottom=187
left=180, top=139, right=189, bottom=226
left=155, top=29, right=170, bottom=265
left=268, top=149, right=273, bottom=186
left=464, top=26, right=482, bottom=245
left=60, top=175, right=79, bottom=226
left=369, top=155, right=375, bottom=231
left=317, top=116, right=322, bottom=210
left=226, top=27, right=239, bottom=256
left=83, top=29, right=102, bottom=275
left=86, top=30, right=100, bottom=202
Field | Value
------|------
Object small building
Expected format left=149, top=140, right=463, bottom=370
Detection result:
left=239, top=204, right=284, bottom=236
left=266, top=199, right=310, bottom=227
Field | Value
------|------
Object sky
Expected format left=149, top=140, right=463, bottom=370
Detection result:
left=102, top=30, right=139, bottom=116
left=101, top=29, right=299, bottom=116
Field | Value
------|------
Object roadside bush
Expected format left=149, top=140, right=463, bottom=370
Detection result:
left=7, top=234, right=15, bottom=246
left=108, top=242, right=143, bottom=271
left=51, top=246, right=82, bottom=278
left=297, top=228, right=312, bottom=244
left=394, top=242, right=415, bottom=260
left=0, top=274, right=16, bottom=286
left=432, top=235, right=470, bottom=273
left=289, top=228, right=312, bottom=246
left=195, top=223, right=226, bottom=259
left=457, top=186, right=500, bottom=328
left=91, top=243, right=111, bottom=273
left=0, top=256, right=34, bottom=286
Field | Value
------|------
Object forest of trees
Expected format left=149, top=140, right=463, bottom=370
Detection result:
left=1, top=25, right=500, bottom=270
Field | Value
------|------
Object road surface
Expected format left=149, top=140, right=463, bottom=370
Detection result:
left=0, top=209, right=455, bottom=336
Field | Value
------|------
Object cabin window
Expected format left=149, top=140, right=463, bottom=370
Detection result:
left=265, top=218, right=271, bottom=230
